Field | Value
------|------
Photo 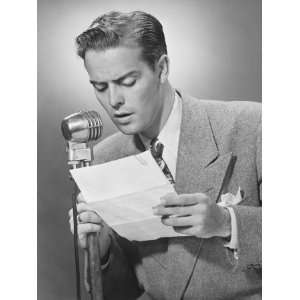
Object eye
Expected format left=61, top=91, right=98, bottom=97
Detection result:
left=94, top=83, right=107, bottom=93
left=121, top=78, right=136, bottom=87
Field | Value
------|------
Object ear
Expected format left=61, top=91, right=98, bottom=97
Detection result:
left=156, top=54, right=169, bottom=83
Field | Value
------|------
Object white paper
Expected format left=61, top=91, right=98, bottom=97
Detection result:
left=70, top=151, right=184, bottom=241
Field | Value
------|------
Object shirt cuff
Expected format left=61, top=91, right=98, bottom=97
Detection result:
left=223, top=207, right=239, bottom=250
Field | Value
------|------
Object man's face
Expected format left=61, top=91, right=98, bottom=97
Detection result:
left=84, top=46, right=164, bottom=138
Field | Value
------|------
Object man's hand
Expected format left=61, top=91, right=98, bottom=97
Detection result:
left=68, top=193, right=111, bottom=260
left=153, top=193, right=231, bottom=239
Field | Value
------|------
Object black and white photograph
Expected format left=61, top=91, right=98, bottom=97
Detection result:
left=37, top=0, right=264, bottom=299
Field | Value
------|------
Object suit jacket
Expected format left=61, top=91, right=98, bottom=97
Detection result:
left=93, top=91, right=262, bottom=300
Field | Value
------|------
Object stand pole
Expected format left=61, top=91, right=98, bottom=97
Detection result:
left=71, top=182, right=81, bottom=300
left=87, top=233, right=103, bottom=299
left=68, top=145, right=103, bottom=300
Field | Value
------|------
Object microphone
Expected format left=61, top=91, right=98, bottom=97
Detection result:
left=61, top=110, right=104, bottom=300
left=61, top=111, right=103, bottom=143
left=61, top=111, right=103, bottom=165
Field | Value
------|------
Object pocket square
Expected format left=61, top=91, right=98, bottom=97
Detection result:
left=218, top=187, right=243, bottom=207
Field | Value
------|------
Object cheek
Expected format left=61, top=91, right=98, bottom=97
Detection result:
left=95, top=92, right=110, bottom=112
left=133, top=79, right=158, bottom=113
left=134, top=94, right=155, bottom=121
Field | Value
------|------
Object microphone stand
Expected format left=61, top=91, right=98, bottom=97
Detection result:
left=66, top=141, right=103, bottom=300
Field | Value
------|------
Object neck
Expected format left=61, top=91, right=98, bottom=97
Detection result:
left=141, top=81, right=175, bottom=140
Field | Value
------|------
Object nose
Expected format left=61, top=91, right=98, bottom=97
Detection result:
left=108, top=85, right=124, bottom=109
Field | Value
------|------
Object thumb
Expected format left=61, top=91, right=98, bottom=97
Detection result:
left=77, top=192, right=86, bottom=203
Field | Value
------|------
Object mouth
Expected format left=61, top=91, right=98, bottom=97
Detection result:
left=113, top=112, right=133, bottom=124
left=114, top=112, right=132, bottom=118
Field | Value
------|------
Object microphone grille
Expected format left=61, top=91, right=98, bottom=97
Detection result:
left=83, top=111, right=103, bottom=141
left=61, top=110, right=103, bottom=142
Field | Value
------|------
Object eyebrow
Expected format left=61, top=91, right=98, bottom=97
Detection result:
left=89, top=70, right=140, bottom=86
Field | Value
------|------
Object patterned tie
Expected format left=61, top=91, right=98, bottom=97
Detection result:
left=150, top=138, right=175, bottom=185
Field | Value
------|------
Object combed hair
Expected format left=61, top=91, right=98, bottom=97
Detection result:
left=76, top=11, right=167, bottom=70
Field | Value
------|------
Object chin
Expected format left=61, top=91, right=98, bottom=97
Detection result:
left=116, top=123, right=142, bottom=136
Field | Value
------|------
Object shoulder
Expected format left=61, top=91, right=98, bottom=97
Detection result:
left=185, top=94, right=261, bottom=134
left=191, top=95, right=260, bottom=124
left=93, top=131, right=129, bottom=164
left=180, top=93, right=261, bottom=154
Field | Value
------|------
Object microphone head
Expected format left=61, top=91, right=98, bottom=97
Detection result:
left=61, top=111, right=103, bottom=143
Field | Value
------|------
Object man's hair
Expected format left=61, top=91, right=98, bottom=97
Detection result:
left=75, top=11, right=167, bottom=70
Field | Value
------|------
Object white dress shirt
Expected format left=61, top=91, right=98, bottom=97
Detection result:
left=140, top=91, right=238, bottom=252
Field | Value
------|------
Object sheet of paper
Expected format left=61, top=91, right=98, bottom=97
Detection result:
left=70, top=150, right=185, bottom=241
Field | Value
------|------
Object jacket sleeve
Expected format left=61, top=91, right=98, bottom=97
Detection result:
left=136, top=293, right=155, bottom=300
left=100, top=228, right=143, bottom=300
left=228, top=121, right=262, bottom=271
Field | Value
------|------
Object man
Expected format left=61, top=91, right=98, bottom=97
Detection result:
left=68, top=11, right=261, bottom=300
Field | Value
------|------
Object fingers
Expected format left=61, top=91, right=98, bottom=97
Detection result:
left=173, top=225, right=201, bottom=236
left=154, top=192, right=215, bottom=238
left=69, top=218, right=86, bottom=246
left=69, top=211, right=102, bottom=234
left=76, top=202, right=92, bottom=213
left=69, top=210, right=102, bottom=226
left=68, top=205, right=76, bottom=218
left=77, top=192, right=86, bottom=203
left=153, top=204, right=196, bottom=217
left=69, top=216, right=74, bottom=232
left=78, top=223, right=102, bottom=238
left=70, top=222, right=102, bottom=248
left=67, top=195, right=105, bottom=250
left=78, top=211, right=102, bottom=224
left=153, top=193, right=209, bottom=217
left=68, top=202, right=99, bottom=220
left=161, top=215, right=199, bottom=227
left=70, top=220, right=102, bottom=235
left=68, top=204, right=103, bottom=248
left=160, top=193, right=208, bottom=206
left=78, top=233, right=88, bottom=248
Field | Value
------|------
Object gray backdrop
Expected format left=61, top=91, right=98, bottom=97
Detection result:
left=37, top=0, right=261, bottom=299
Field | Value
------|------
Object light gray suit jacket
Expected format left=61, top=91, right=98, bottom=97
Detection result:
left=93, top=91, right=262, bottom=300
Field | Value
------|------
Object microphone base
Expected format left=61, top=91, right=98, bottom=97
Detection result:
left=67, top=141, right=93, bottom=166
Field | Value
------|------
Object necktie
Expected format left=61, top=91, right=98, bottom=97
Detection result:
left=150, top=138, right=175, bottom=185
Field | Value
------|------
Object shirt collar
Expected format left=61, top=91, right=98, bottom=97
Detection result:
left=139, top=90, right=182, bottom=152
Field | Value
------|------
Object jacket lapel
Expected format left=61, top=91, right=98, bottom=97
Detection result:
left=168, top=93, right=234, bottom=299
